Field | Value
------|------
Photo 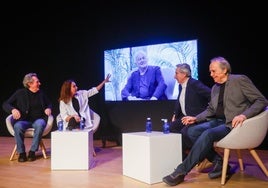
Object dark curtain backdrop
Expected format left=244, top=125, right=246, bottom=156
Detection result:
left=1, top=1, right=267, bottom=149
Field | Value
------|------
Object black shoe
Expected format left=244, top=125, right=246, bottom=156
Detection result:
left=208, top=161, right=231, bottom=179
left=66, top=125, right=73, bottom=131
left=28, top=151, right=36, bottom=161
left=18, top=152, right=27, bottom=162
left=163, top=170, right=185, bottom=186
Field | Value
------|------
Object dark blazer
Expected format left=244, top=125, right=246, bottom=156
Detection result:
left=196, top=74, right=268, bottom=128
left=121, top=66, right=167, bottom=100
left=2, top=88, right=52, bottom=121
left=174, top=77, right=211, bottom=119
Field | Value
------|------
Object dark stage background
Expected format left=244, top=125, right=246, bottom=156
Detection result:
left=1, top=1, right=267, bottom=148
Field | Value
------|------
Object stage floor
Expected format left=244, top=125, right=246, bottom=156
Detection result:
left=0, top=136, right=268, bottom=188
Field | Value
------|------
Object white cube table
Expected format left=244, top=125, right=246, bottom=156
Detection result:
left=122, top=131, right=182, bottom=184
left=51, top=129, right=94, bottom=170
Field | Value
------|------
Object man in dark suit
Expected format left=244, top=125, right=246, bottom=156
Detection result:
left=169, top=63, right=211, bottom=159
left=163, top=56, right=268, bottom=186
left=121, top=50, right=167, bottom=101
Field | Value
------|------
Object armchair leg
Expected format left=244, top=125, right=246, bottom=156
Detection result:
left=9, top=140, right=48, bottom=161
left=236, top=149, right=244, bottom=171
left=10, top=145, right=17, bottom=161
left=221, top=148, right=230, bottom=185
left=249, top=149, right=268, bottom=176
left=39, top=139, right=47, bottom=159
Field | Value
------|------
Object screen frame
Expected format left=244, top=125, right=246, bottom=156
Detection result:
left=104, top=39, right=198, bottom=101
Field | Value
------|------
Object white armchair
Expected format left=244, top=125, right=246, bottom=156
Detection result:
left=215, top=107, right=268, bottom=185
left=6, top=114, right=54, bottom=161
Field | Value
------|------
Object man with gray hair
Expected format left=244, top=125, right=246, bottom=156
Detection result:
left=163, top=57, right=268, bottom=186
left=121, top=50, right=167, bottom=101
left=170, top=63, right=211, bottom=160
left=2, top=73, right=52, bottom=162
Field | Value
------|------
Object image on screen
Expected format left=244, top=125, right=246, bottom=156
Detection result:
left=104, top=39, right=198, bottom=101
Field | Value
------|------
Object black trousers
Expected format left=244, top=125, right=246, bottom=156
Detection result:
left=66, top=117, right=80, bottom=130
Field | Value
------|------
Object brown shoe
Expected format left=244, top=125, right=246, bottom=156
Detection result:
left=195, top=158, right=213, bottom=172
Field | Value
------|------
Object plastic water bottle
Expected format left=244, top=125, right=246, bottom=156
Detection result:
left=80, top=117, right=85, bottom=130
left=162, top=119, right=169, bottom=134
left=145, top=117, right=152, bottom=133
left=57, top=120, right=63, bottom=131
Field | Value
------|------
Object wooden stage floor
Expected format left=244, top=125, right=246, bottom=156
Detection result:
left=0, top=136, right=268, bottom=188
